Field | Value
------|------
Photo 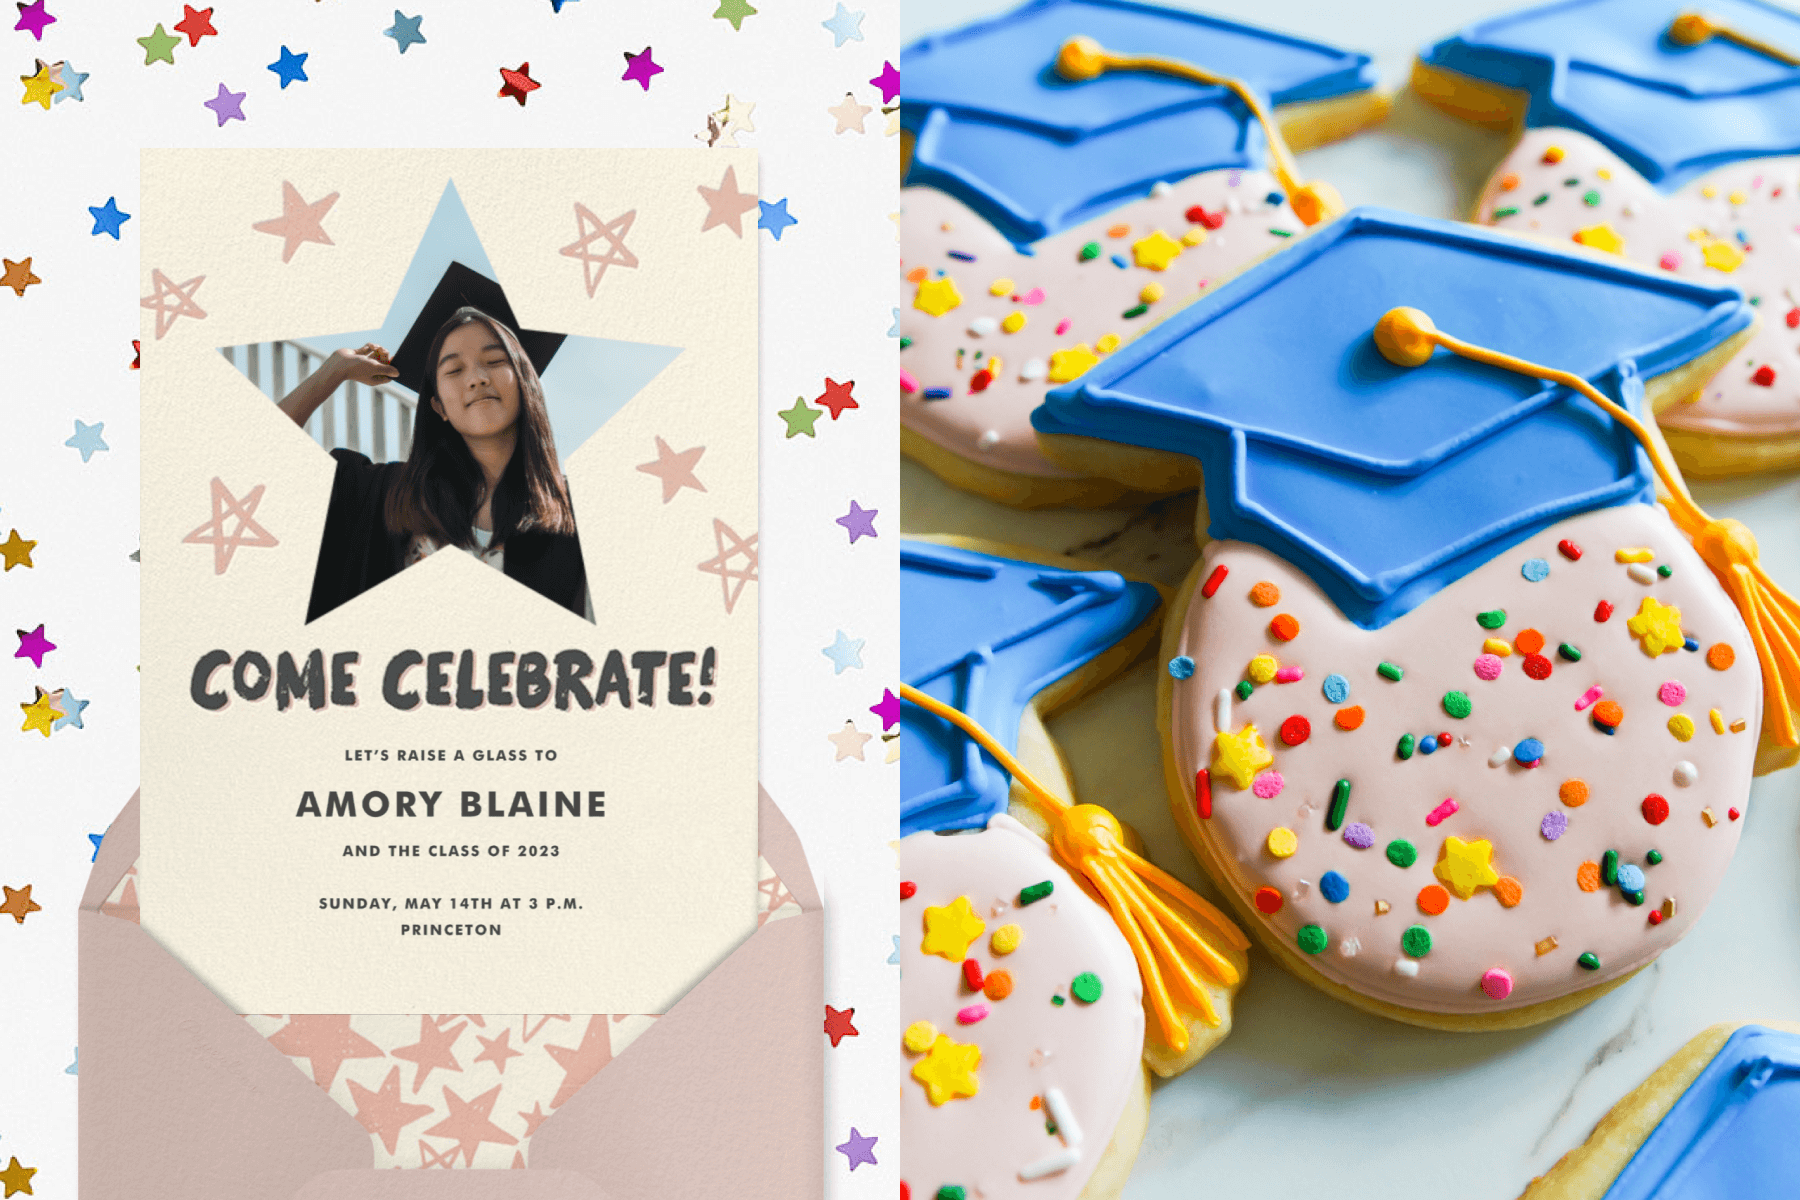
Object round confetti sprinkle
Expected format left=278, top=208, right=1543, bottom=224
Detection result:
left=1523, top=654, right=1553, bottom=680
left=1070, top=972, right=1103, bottom=1003
left=1296, top=924, right=1329, bottom=955
left=1322, top=673, right=1350, bottom=704
left=1342, top=822, right=1376, bottom=849
left=904, top=1021, right=938, bottom=1053
left=1540, top=811, right=1568, bottom=840
left=1659, top=680, right=1687, bottom=706
left=1279, top=715, right=1311, bottom=746
left=1443, top=691, right=1472, bottom=719
left=1417, top=885, right=1449, bottom=916
left=1706, top=643, right=1735, bottom=670
left=1514, top=738, right=1545, bottom=766
left=1474, top=654, right=1503, bottom=680
left=1616, top=864, right=1645, bottom=893
left=1234, top=679, right=1254, bottom=701
left=1253, top=886, right=1284, bottom=914
left=1576, top=861, right=1602, bottom=892
left=1668, top=713, right=1696, bottom=741
left=1514, top=629, right=1546, bottom=655
left=1386, top=839, right=1418, bottom=869
left=1436, top=732, right=1452, bottom=748
left=990, top=924, right=1022, bottom=955
left=1248, top=654, right=1279, bottom=684
left=1401, top=925, right=1432, bottom=958
left=1167, top=655, right=1196, bottom=680
left=1560, top=779, right=1590, bottom=807
left=1659, top=251, right=1681, bottom=270
left=1481, top=968, right=1514, bottom=1000
left=1269, top=613, right=1301, bottom=641
left=1578, top=952, right=1601, bottom=970
left=1252, top=770, right=1285, bottom=799
left=1593, top=700, right=1624, bottom=729
left=1320, top=871, right=1350, bottom=903
left=983, top=970, right=1013, bottom=1001
left=1477, top=609, right=1507, bottom=629
left=1249, top=581, right=1281, bottom=606
left=1543, top=145, right=1565, bottom=163
left=1266, top=827, right=1299, bottom=857
left=1494, top=876, right=1523, bottom=907
left=1419, top=735, right=1438, bottom=756
left=1334, top=705, right=1365, bottom=731
left=1673, top=760, right=1698, bottom=787
left=1642, top=793, right=1670, bottom=824
left=1521, top=558, right=1550, bottom=582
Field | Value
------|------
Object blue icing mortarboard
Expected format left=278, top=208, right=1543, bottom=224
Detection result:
left=902, top=539, right=1160, bottom=835
left=1604, top=1025, right=1800, bottom=1197
left=903, top=0, right=1377, bottom=245
left=1032, top=207, right=1752, bottom=629
left=1420, top=0, right=1800, bottom=191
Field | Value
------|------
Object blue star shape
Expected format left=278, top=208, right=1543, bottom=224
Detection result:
left=54, top=687, right=89, bottom=731
left=66, top=1047, right=77, bottom=1075
left=550, top=0, right=579, bottom=9
left=384, top=10, right=426, bottom=53
left=757, top=198, right=796, bottom=241
left=821, top=3, right=864, bottom=47
left=888, top=307, right=899, bottom=338
left=65, top=420, right=108, bottom=462
left=87, top=832, right=104, bottom=861
left=888, top=934, right=900, bottom=965
left=822, top=630, right=865, bottom=674
left=268, top=46, right=309, bottom=88
left=88, top=197, right=130, bottom=239
left=54, top=61, right=87, bottom=103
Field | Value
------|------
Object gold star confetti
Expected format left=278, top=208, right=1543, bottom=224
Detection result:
left=19, top=690, right=61, bottom=738
left=0, top=886, right=42, bottom=925
left=0, top=530, right=35, bottom=571
left=1, top=258, right=41, bottom=297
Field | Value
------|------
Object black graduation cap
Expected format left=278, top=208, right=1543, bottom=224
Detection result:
left=390, top=261, right=566, bottom=397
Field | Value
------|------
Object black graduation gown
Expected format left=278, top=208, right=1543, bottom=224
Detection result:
left=305, top=449, right=588, bottom=623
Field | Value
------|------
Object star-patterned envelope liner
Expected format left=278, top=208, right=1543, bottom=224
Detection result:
left=138, top=149, right=760, bottom=1017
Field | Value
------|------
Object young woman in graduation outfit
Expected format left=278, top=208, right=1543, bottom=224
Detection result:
left=280, top=276, right=589, bottom=623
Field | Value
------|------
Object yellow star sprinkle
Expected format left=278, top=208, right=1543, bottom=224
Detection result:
left=1572, top=223, right=1624, bottom=254
left=1131, top=229, right=1182, bottom=271
left=1627, top=596, right=1685, bottom=657
left=1212, top=723, right=1273, bottom=790
left=912, top=1033, right=981, bottom=1105
left=1047, top=344, right=1099, bottom=383
left=20, top=63, right=62, bottom=110
left=921, top=895, right=985, bottom=961
left=19, top=690, right=60, bottom=738
left=1434, top=836, right=1500, bottom=900
left=1701, top=239, right=1743, bottom=272
left=913, top=275, right=962, bottom=317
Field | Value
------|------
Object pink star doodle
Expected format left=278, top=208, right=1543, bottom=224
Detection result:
left=392, top=1015, right=467, bottom=1095
left=423, top=1083, right=518, bottom=1166
left=265, top=1015, right=385, bottom=1091
left=697, top=164, right=759, bottom=236
left=182, top=477, right=279, bottom=574
left=620, top=46, right=662, bottom=91
left=697, top=517, right=757, bottom=614
left=559, top=203, right=637, bottom=297
left=758, top=873, right=795, bottom=926
left=521, top=1014, right=570, bottom=1042
left=636, top=436, right=706, bottom=503
left=517, top=1100, right=552, bottom=1138
left=202, top=83, right=247, bottom=126
left=347, top=1065, right=434, bottom=1154
left=472, top=1028, right=524, bottom=1074
left=835, top=500, right=878, bottom=543
left=139, top=269, right=206, bottom=339
left=252, top=182, right=338, bottom=263
left=418, top=1139, right=459, bottom=1168
left=544, top=1014, right=612, bottom=1108
left=14, top=1, right=54, bottom=40
left=14, top=625, right=54, bottom=668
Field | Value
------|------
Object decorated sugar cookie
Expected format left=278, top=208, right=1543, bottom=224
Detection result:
left=902, top=537, right=1162, bottom=836
left=1415, top=0, right=1800, bottom=475
left=1031, top=206, right=1800, bottom=1026
left=900, top=0, right=1388, bottom=507
left=1522, top=1022, right=1800, bottom=1198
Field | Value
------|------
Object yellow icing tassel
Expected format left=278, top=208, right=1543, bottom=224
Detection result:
left=1667, top=11, right=1800, bottom=65
left=1372, top=307, right=1800, bottom=767
left=1051, top=36, right=1343, bottom=227
left=899, top=683, right=1250, bottom=1055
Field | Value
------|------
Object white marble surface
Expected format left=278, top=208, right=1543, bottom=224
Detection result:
left=901, top=1, right=1800, bottom=1195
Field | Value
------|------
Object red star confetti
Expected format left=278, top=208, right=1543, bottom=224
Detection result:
left=140, top=268, right=206, bottom=338
left=498, top=62, right=539, bottom=106
left=824, top=1005, right=859, bottom=1047
left=173, top=4, right=216, bottom=46
left=182, top=477, right=278, bottom=574
left=2, top=257, right=41, bottom=297
left=815, top=377, right=858, bottom=419
left=559, top=203, right=637, bottom=296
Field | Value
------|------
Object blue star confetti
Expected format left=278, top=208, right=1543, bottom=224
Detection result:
left=821, top=3, right=864, bottom=47
left=64, top=420, right=108, bottom=462
left=52, top=687, right=88, bottom=730
left=757, top=197, right=796, bottom=240
left=822, top=630, right=865, bottom=674
left=267, top=46, right=308, bottom=88
left=87, top=198, right=129, bottom=239
left=53, top=60, right=86, bottom=103
left=384, top=10, right=426, bottom=54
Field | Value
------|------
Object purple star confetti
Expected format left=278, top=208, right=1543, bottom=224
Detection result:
left=835, top=500, right=877, bottom=543
left=835, top=1127, right=878, bottom=1171
left=14, top=0, right=55, bottom=40
left=870, top=688, right=899, bottom=731
left=15, top=624, right=56, bottom=668
left=870, top=61, right=899, bottom=104
left=202, top=83, right=246, bottom=126
left=621, top=46, right=663, bottom=91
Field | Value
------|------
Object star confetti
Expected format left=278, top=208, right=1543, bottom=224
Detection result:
left=829, top=720, right=872, bottom=761
left=20, top=689, right=59, bottom=736
left=712, top=0, right=757, bottom=30
left=621, top=46, right=662, bottom=91
left=2, top=257, right=41, bottom=296
left=269, top=46, right=309, bottom=88
left=697, top=517, right=757, bottom=614
left=65, top=419, right=107, bottom=462
left=560, top=203, right=637, bottom=296
left=824, top=1005, right=859, bottom=1047
left=182, top=477, right=278, bottom=574
left=16, top=624, right=55, bottom=668
left=700, top=93, right=755, bottom=147
left=252, top=182, right=338, bottom=263
left=52, top=59, right=84, bottom=103
left=173, top=5, right=216, bottom=46
left=384, top=10, right=426, bottom=54
left=0, top=885, right=41, bottom=924
left=0, top=530, right=35, bottom=570
left=836, top=1127, right=878, bottom=1171
left=871, top=61, right=900, bottom=104
left=14, top=0, right=53, bottom=40
left=636, top=436, right=706, bottom=503
left=138, top=23, right=180, bottom=66
left=498, top=62, right=539, bottom=106
left=757, top=198, right=796, bottom=240
left=19, top=60, right=60, bottom=108
left=52, top=687, right=87, bottom=730
left=828, top=92, right=871, bottom=135
left=203, top=83, right=247, bottom=126
left=821, top=3, right=865, bottom=47
left=140, top=269, right=206, bottom=337
left=870, top=688, right=899, bottom=730
left=778, top=396, right=821, bottom=439
left=88, top=197, right=130, bottom=239
left=698, top=164, right=759, bottom=236
left=815, top=377, right=857, bottom=419
left=835, top=500, right=878, bottom=543
left=822, top=630, right=864, bottom=674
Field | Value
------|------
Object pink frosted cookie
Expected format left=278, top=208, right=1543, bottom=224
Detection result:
left=1165, top=504, right=1760, bottom=1028
left=1477, top=128, right=1800, bottom=478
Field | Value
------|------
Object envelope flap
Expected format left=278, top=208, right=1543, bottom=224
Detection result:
left=528, top=910, right=824, bottom=1200
left=82, top=788, right=142, bottom=912
left=759, top=785, right=820, bottom=912
left=296, top=1169, right=609, bottom=1199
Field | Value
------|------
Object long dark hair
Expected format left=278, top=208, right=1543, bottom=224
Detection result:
left=384, top=307, right=576, bottom=548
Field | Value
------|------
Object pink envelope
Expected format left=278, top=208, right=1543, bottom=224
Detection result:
left=80, top=786, right=822, bottom=1198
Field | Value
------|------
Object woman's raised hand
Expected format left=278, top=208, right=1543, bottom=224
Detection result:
left=332, top=342, right=401, bottom=387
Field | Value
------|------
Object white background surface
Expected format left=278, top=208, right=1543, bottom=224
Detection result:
left=901, top=1, right=1800, bottom=1196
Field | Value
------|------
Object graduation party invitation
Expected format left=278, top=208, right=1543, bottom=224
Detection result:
left=138, top=148, right=759, bottom=1015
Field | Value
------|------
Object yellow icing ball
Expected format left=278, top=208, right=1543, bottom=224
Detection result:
left=1701, top=185, right=1718, bottom=199
left=1139, top=282, right=1165, bottom=304
left=1181, top=227, right=1209, bottom=247
left=1543, top=145, right=1565, bottom=164
left=1729, top=190, right=1746, bottom=206
left=903, top=1020, right=938, bottom=1054
left=1247, top=654, right=1279, bottom=684
left=990, top=923, right=1022, bottom=955
left=1095, top=332, right=1121, bottom=354
left=1001, top=311, right=1026, bottom=334
left=989, top=277, right=1014, bottom=297
left=1267, top=827, right=1298, bottom=858
left=1669, top=713, right=1696, bottom=742
left=1596, top=168, right=1611, bottom=180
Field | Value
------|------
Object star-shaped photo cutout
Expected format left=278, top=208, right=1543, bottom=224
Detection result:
left=216, top=179, right=683, bottom=622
